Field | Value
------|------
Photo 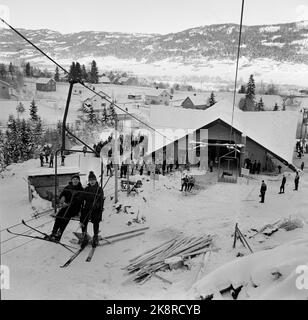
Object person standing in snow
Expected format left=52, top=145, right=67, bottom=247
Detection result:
left=79, top=171, right=104, bottom=248
left=39, top=152, right=44, bottom=167
left=301, top=162, right=304, bottom=171
left=45, top=175, right=84, bottom=242
left=256, top=161, right=261, bottom=174
left=83, top=146, right=87, bottom=157
left=49, top=151, right=54, bottom=168
left=279, top=175, right=286, bottom=194
left=180, top=173, right=188, bottom=192
left=294, top=172, right=300, bottom=191
left=259, top=180, right=267, bottom=203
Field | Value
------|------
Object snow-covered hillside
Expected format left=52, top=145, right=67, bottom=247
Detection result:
left=1, top=148, right=308, bottom=300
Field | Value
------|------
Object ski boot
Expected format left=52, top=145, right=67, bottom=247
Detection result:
left=92, top=234, right=99, bottom=248
left=80, top=232, right=89, bottom=248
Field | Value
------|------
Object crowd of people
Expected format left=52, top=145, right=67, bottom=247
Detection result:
left=244, top=158, right=262, bottom=174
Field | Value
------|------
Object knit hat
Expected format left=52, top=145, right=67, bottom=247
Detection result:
left=88, top=171, right=97, bottom=180
left=71, top=174, right=80, bottom=181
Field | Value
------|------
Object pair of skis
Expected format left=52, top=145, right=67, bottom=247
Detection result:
left=6, top=220, right=77, bottom=254
left=61, top=227, right=149, bottom=268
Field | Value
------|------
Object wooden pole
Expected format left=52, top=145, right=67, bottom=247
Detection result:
left=114, top=117, right=118, bottom=203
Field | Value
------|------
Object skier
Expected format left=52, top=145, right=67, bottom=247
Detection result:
left=279, top=175, right=286, bottom=194
left=209, top=160, right=214, bottom=172
left=79, top=171, right=104, bottom=248
left=39, top=152, right=44, bottom=167
left=45, top=175, right=84, bottom=242
left=83, top=146, right=87, bottom=157
left=301, top=161, right=304, bottom=171
left=61, top=151, right=65, bottom=166
left=180, top=173, right=188, bottom=192
left=259, top=180, right=267, bottom=203
left=49, top=151, right=54, bottom=168
left=294, top=172, right=300, bottom=191
left=187, top=175, right=195, bottom=192
left=277, top=165, right=282, bottom=174
left=256, top=161, right=261, bottom=174
left=106, top=159, right=112, bottom=176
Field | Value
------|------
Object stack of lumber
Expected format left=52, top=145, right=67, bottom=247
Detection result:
left=124, top=234, right=214, bottom=284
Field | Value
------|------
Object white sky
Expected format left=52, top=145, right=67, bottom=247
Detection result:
left=0, top=0, right=308, bottom=34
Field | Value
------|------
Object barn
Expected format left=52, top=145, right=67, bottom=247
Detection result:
left=36, top=78, right=56, bottom=92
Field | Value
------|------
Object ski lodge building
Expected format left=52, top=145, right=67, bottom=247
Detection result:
left=142, top=100, right=299, bottom=177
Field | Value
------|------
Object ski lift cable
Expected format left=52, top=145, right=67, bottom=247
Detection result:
left=229, top=0, right=245, bottom=144
left=0, top=17, right=173, bottom=144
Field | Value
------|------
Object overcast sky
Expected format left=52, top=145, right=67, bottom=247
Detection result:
left=1, top=0, right=308, bottom=34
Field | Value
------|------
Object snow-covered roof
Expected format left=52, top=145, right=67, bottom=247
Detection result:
left=36, top=78, right=55, bottom=84
left=98, top=76, right=111, bottom=83
left=147, top=101, right=299, bottom=164
left=182, top=95, right=208, bottom=106
left=28, top=167, right=80, bottom=177
left=145, top=89, right=171, bottom=97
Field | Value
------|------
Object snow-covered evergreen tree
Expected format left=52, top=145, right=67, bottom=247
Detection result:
left=246, top=75, right=256, bottom=101
left=54, top=66, right=60, bottom=82
left=90, top=60, right=99, bottom=84
left=208, top=91, right=217, bottom=106
left=256, top=97, right=265, bottom=111
left=29, top=99, right=38, bottom=122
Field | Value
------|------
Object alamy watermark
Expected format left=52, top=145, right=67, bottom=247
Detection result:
left=295, top=265, right=308, bottom=290
left=0, top=265, right=10, bottom=290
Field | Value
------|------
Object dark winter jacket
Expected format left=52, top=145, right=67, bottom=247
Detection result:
left=59, top=182, right=84, bottom=216
left=281, top=177, right=286, bottom=186
left=260, top=183, right=267, bottom=193
left=81, top=182, right=104, bottom=222
left=295, top=175, right=300, bottom=184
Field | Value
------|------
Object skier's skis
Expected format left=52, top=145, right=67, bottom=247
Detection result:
left=60, top=246, right=86, bottom=268
left=7, top=223, right=76, bottom=253
left=86, top=246, right=96, bottom=262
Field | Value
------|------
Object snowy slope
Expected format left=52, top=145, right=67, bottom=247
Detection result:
left=1, top=149, right=308, bottom=299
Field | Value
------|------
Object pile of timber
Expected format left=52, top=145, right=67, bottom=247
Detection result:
left=124, top=234, right=214, bottom=284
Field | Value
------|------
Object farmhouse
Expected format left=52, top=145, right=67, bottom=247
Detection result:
left=145, top=89, right=172, bottom=106
left=82, top=91, right=110, bottom=112
left=98, top=76, right=111, bottom=84
left=0, top=79, right=14, bottom=99
left=181, top=95, right=209, bottom=110
left=143, top=101, right=299, bottom=178
left=36, top=78, right=56, bottom=92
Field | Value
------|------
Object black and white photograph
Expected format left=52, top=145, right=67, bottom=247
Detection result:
left=1, top=0, right=308, bottom=302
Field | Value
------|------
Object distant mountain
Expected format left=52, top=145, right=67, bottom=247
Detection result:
left=0, top=21, right=308, bottom=86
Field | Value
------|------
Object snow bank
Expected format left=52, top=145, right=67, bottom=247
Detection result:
left=189, top=238, right=308, bottom=300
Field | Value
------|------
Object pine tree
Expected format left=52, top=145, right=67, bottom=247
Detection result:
left=108, top=102, right=117, bottom=125
left=9, top=62, right=15, bottom=76
left=90, top=60, right=98, bottom=84
left=75, top=62, right=82, bottom=80
left=54, top=66, right=60, bottom=81
left=238, top=85, right=246, bottom=94
left=101, top=107, right=108, bottom=126
left=30, top=99, right=39, bottom=121
left=81, top=64, right=88, bottom=81
left=245, top=75, right=255, bottom=101
left=256, top=97, right=265, bottom=111
left=0, top=63, right=7, bottom=80
left=69, top=62, right=76, bottom=81
left=208, top=91, right=217, bottom=106
left=273, top=103, right=279, bottom=111
left=87, top=105, right=99, bottom=125
left=5, top=115, right=19, bottom=163
left=25, top=62, right=31, bottom=77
